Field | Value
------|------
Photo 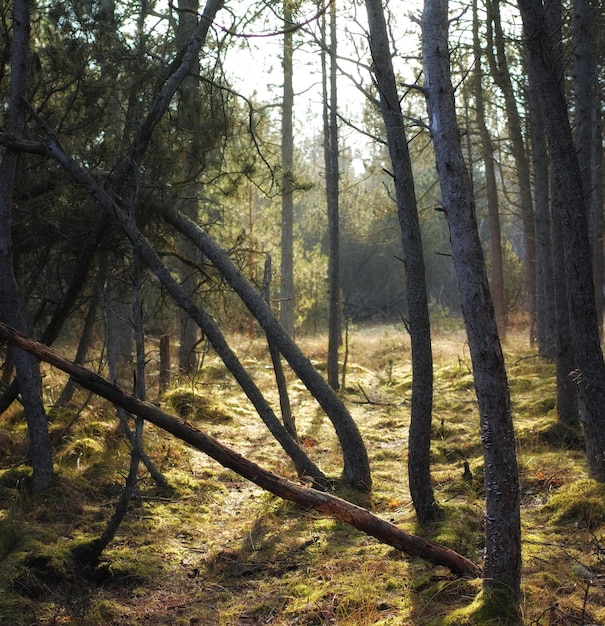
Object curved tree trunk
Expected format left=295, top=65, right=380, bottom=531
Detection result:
left=422, top=0, right=521, bottom=610
left=364, top=0, right=439, bottom=526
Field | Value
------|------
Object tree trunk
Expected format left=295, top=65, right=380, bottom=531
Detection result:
left=518, top=0, right=605, bottom=479
left=473, top=0, right=506, bottom=340
left=323, top=0, right=341, bottom=391
left=422, top=0, right=521, bottom=609
left=176, top=0, right=202, bottom=374
left=486, top=0, right=536, bottom=345
left=572, top=0, right=601, bottom=333
left=165, top=208, right=371, bottom=490
left=0, top=0, right=53, bottom=492
left=280, top=0, right=295, bottom=336
left=262, top=253, right=296, bottom=440
left=527, top=71, right=557, bottom=359
left=364, top=0, right=439, bottom=526
left=0, top=321, right=481, bottom=579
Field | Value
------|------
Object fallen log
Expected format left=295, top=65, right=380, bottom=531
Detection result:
left=0, top=322, right=481, bottom=578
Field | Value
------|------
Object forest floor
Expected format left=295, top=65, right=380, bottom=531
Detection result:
left=1, top=324, right=605, bottom=625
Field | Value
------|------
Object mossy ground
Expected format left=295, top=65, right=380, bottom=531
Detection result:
left=1, top=326, right=604, bottom=624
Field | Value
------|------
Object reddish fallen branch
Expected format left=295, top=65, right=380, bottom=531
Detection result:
left=0, top=322, right=481, bottom=577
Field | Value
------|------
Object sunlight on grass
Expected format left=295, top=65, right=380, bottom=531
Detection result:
left=0, top=328, right=604, bottom=624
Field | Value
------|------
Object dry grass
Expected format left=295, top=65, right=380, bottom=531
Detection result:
left=0, top=325, right=604, bottom=625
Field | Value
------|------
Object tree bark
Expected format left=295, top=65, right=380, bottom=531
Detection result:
left=422, top=0, right=521, bottom=607
left=518, top=0, right=605, bottom=479
left=0, top=0, right=53, bottom=491
left=364, top=0, right=439, bottom=526
left=0, top=321, right=481, bottom=579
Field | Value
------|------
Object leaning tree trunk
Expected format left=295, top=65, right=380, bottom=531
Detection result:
left=0, top=321, right=481, bottom=579
left=164, top=208, right=372, bottom=491
left=364, top=0, right=439, bottom=527
left=422, top=0, right=521, bottom=612
left=518, top=0, right=605, bottom=479
left=0, top=0, right=53, bottom=491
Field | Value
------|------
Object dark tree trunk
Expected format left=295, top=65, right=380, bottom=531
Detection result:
left=364, top=0, right=438, bottom=527
left=0, top=321, right=481, bottom=579
left=323, top=0, right=341, bottom=391
left=518, top=0, right=605, bottom=479
left=572, top=0, right=601, bottom=334
left=422, top=0, right=521, bottom=609
left=527, top=72, right=557, bottom=359
left=0, top=0, right=53, bottom=491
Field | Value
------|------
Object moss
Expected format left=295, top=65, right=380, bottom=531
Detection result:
left=443, top=588, right=522, bottom=625
left=164, top=387, right=232, bottom=423
left=543, top=479, right=605, bottom=529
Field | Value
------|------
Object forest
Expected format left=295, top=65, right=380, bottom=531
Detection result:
left=0, top=0, right=604, bottom=624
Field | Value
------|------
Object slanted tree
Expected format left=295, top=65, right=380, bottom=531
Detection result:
left=363, top=0, right=439, bottom=526
left=422, top=0, right=521, bottom=613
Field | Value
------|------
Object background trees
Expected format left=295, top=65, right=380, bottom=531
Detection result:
left=1, top=0, right=604, bottom=622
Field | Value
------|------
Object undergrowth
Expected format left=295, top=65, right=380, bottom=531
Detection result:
left=0, top=327, right=603, bottom=625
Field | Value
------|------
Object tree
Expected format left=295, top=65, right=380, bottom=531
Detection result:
left=280, top=0, right=295, bottom=336
left=322, top=0, right=341, bottom=391
left=486, top=0, right=536, bottom=344
left=0, top=320, right=481, bottom=579
left=363, top=0, right=439, bottom=526
left=472, top=0, right=506, bottom=339
left=518, top=0, right=605, bottom=480
left=0, top=0, right=53, bottom=492
left=422, top=0, right=521, bottom=614
left=176, top=0, right=203, bottom=373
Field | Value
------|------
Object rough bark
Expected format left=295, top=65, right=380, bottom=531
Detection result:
left=0, top=322, right=481, bottom=578
left=364, top=0, right=438, bottom=526
left=165, top=208, right=371, bottom=490
left=518, top=0, right=605, bottom=479
left=422, top=0, right=521, bottom=606
left=0, top=0, right=53, bottom=491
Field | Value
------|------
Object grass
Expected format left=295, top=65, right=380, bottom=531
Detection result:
left=0, top=325, right=604, bottom=624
